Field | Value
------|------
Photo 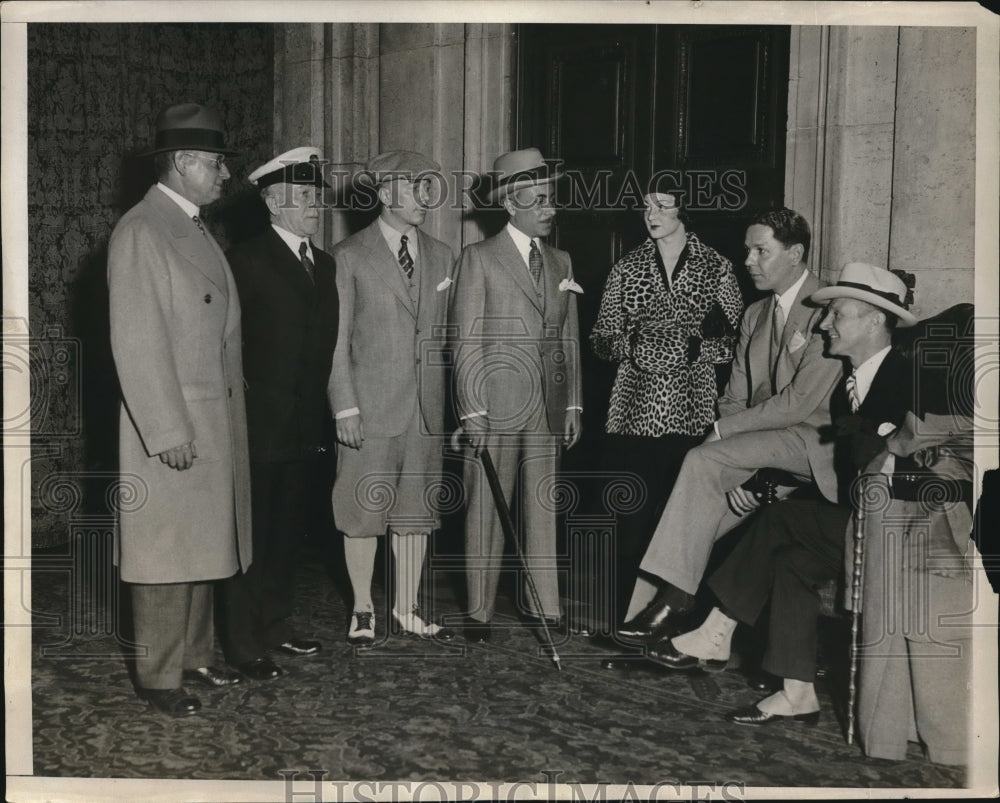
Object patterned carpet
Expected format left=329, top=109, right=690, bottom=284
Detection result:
left=26, top=540, right=966, bottom=791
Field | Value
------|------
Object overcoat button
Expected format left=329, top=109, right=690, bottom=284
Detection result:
left=204, top=294, right=212, bottom=303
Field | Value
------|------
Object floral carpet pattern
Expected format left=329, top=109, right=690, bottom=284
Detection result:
left=27, top=547, right=965, bottom=791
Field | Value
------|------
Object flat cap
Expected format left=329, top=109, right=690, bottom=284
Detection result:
left=359, top=150, right=441, bottom=186
left=248, top=146, right=330, bottom=188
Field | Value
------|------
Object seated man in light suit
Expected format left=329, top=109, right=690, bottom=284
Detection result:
left=652, top=264, right=917, bottom=727
left=330, top=151, right=456, bottom=645
left=452, top=148, right=583, bottom=642
left=621, top=208, right=844, bottom=642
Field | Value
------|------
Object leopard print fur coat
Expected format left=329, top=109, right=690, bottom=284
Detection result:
left=591, top=232, right=743, bottom=437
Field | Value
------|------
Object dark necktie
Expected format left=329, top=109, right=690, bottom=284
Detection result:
left=398, top=234, right=414, bottom=280
left=192, top=215, right=205, bottom=235
left=769, top=296, right=786, bottom=388
left=528, top=240, right=543, bottom=285
left=298, top=241, right=315, bottom=283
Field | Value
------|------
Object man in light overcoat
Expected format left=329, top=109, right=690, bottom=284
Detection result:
left=329, top=151, right=456, bottom=645
left=108, top=103, right=252, bottom=716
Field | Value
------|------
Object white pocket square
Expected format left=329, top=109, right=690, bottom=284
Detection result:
left=436, top=276, right=453, bottom=292
left=788, top=330, right=807, bottom=352
left=877, top=422, right=897, bottom=436
left=559, top=278, right=584, bottom=294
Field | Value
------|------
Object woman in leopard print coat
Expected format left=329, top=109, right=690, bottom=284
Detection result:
left=591, top=193, right=743, bottom=626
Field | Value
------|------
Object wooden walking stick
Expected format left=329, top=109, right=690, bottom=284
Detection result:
left=846, top=471, right=868, bottom=745
left=478, top=446, right=562, bottom=670
left=451, top=430, right=562, bottom=670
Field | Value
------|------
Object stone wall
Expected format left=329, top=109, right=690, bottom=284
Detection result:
left=273, top=23, right=514, bottom=254
left=786, top=25, right=977, bottom=319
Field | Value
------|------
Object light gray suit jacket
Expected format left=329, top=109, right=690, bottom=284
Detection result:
left=451, top=227, right=582, bottom=434
left=716, top=270, right=843, bottom=502
left=329, top=219, right=455, bottom=438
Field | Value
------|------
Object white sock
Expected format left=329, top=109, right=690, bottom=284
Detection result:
left=671, top=607, right=736, bottom=660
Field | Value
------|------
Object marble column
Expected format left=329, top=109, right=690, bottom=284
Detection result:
left=785, top=25, right=977, bottom=317
left=786, top=26, right=899, bottom=281
left=888, top=26, right=976, bottom=319
left=274, top=23, right=513, bottom=255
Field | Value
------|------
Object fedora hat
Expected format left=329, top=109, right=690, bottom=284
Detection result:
left=141, top=103, right=240, bottom=157
left=810, top=262, right=917, bottom=327
left=357, top=150, right=441, bottom=187
left=248, top=146, right=330, bottom=188
left=489, top=148, right=564, bottom=203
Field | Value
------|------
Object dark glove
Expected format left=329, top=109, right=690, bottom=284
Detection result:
left=700, top=301, right=735, bottom=339
left=687, top=336, right=702, bottom=364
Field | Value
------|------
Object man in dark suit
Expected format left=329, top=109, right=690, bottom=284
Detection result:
left=621, top=209, right=844, bottom=640
left=220, top=147, right=339, bottom=679
left=652, top=263, right=918, bottom=726
left=451, top=148, right=583, bottom=641
left=108, top=103, right=252, bottom=716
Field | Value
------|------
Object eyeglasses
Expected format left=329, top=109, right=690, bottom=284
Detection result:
left=187, top=153, right=226, bottom=170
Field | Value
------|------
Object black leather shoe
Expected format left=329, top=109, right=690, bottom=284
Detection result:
left=138, top=687, right=201, bottom=717
left=646, top=639, right=728, bottom=672
left=182, top=666, right=242, bottom=687
left=274, top=639, right=322, bottom=656
left=746, top=670, right=782, bottom=693
left=616, top=584, right=694, bottom=642
left=726, top=704, right=820, bottom=726
left=462, top=616, right=492, bottom=643
left=238, top=657, right=284, bottom=680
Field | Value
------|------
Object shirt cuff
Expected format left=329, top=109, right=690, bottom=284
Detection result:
left=460, top=410, right=488, bottom=421
left=879, top=452, right=896, bottom=477
left=335, top=407, right=360, bottom=420
left=566, top=406, right=583, bottom=412
left=714, top=421, right=721, bottom=438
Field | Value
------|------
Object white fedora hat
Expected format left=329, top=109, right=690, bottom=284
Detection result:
left=488, top=147, right=565, bottom=203
left=810, top=262, right=917, bottom=327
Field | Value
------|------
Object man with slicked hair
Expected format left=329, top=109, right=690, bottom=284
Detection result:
left=621, top=208, right=843, bottom=644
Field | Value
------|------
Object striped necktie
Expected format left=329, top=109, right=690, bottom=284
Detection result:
left=528, top=240, right=543, bottom=285
left=845, top=371, right=861, bottom=413
left=398, top=234, right=414, bottom=280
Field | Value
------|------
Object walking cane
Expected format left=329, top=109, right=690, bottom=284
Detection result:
left=846, top=471, right=868, bottom=745
left=453, top=431, right=562, bottom=669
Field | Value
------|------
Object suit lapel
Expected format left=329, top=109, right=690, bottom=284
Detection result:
left=148, top=186, right=227, bottom=294
left=496, top=229, right=543, bottom=313
left=256, top=227, right=316, bottom=297
left=540, top=240, right=565, bottom=319
left=415, top=229, right=441, bottom=330
left=747, top=300, right=773, bottom=394
left=859, top=349, right=909, bottom=423
left=782, top=271, right=821, bottom=350
left=361, top=220, right=416, bottom=318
